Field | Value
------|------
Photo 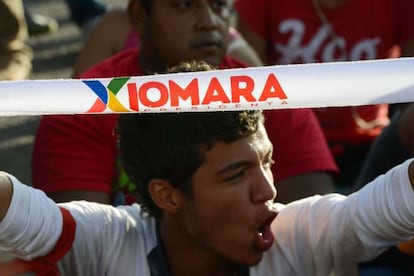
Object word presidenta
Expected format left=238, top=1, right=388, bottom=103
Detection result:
left=83, top=72, right=289, bottom=113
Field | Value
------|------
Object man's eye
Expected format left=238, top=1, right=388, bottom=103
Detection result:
left=173, top=1, right=192, bottom=10
left=225, top=170, right=245, bottom=183
left=212, top=0, right=226, bottom=7
left=211, top=0, right=229, bottom=12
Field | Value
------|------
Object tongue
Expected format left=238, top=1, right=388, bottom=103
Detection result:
left=256, top=224, right=274, bottom=252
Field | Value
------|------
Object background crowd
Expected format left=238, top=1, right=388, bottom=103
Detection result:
left=0, top=0, right=128, bottom=185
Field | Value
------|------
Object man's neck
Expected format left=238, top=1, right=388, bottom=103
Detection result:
left=159, top=218, right=240, bottom=276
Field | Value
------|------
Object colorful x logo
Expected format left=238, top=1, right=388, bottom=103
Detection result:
left=84, top=77, right=131, bottom=113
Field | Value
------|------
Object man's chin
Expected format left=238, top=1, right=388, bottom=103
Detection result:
left=239, top=252, right=264, bottom=267
left=189, top=52, right=225, bottom=67
left=203, top=52, right=226, bottom=66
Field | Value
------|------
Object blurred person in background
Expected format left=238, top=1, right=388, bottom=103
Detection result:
left=32, top=0, right=337, bottom=206
left=0, top=0, right=32, bottom=80
left=23, top=0, right=107, bottom=37
left=71, top=1, right=261, bottom=77
left=234, top=0, right=414, bottom=192
left=234, top=0, right=414, bottom=274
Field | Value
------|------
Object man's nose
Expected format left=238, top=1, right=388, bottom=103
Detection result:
left=195, top=3, right=219, bottom=30
left=251, top=168, right=277, bottom=204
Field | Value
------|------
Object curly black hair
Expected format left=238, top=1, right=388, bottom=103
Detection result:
left=117, top=61, right=264, bottom=218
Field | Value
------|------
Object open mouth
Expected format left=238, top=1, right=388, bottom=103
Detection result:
left=256, top=213, right=277, bottom=252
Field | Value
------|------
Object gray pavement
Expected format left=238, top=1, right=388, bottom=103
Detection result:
left=0, top=0, right=126, bottom=184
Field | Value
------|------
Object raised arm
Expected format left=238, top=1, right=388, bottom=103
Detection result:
left=0, top=173, right=12, bottom=222
left=270, top=159, right=414, bottom=275
left=72, top=8, right=131, bottom=78
left=236, top=15, right=268, bottom=64
left=409, top=161, right=414, bottom=187
left=234, top=0, right=270, bottom=65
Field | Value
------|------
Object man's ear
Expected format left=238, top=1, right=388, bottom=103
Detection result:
left=148, top=179, right=183, bottom=214
left=127, top=0, right=148, bottom=36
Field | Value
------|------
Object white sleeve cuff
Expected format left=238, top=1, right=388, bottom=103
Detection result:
left=0, top=173, right=62, bottom=260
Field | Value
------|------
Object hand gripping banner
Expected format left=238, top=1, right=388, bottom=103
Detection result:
left=0, top=58, right=414, bottom=116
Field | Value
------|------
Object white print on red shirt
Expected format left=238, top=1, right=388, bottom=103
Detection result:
left=274, top=19, right=380, bottom=64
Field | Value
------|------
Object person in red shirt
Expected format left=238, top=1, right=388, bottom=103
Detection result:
left=32, top=0, right=337, bottom=205
left=71, top=5, right=263, bottom=78
left=234, top=0, right=414, bottom=189
left=234, top=0, right=414, bottom=273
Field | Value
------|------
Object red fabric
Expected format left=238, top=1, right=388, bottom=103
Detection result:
left=264, top=109, right=336, bottom=181
left=32, top=48, right=337, bottom=200
left=0, top=207, right=76, bottom=276
left=234, top=0, right=414, bottom=150
left=33, top=113, right=119, bottom=194
left=235, top=0, right=414, bottom=63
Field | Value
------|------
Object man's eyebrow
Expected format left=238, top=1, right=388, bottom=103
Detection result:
left=216, top=161, right=252, bottom=176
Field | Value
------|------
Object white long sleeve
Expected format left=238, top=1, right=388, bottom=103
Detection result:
left=255, top=158, right=414, bottom=275
left=0, top=173, right=62, bottom=260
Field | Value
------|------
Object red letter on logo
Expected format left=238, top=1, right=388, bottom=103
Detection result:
left=128, top=83, right=139, bottom=111
left=230, top=75, right=255, bottom=102
left=202, top=77, right=230, bottom=104
left=139, top=81, right=169, bottom=108
left=169, top=79, right=200, bottom=106
left=259, top=74, right=287, bottom=101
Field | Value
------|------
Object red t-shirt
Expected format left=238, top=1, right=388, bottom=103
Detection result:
left=32, top=48, right=337, bottom=205
left=235, top=0, right=414, bottom=148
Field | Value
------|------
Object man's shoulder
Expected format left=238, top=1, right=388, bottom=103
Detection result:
left=80, top=48, right=143, bottom=79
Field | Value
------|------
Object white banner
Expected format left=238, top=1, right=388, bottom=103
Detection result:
left=0, top=58, right=413, bottom=116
